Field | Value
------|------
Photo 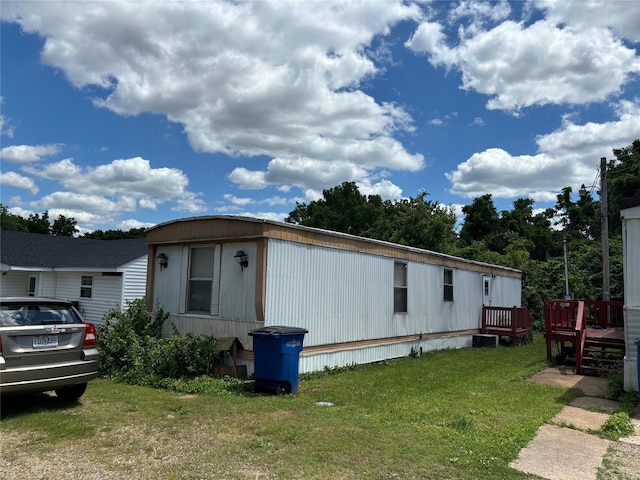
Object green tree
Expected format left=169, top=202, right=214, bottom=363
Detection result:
left=51, top=215, right=79, bottom=236
left=83, top=228, right=146, bottom=239
left=286, top=181, right=380, bottom=235
left=608, top=139, right=640, bottom=235
left=388, top=191, right=457, bottom=253
left=286, top=183, right=458, bottom=253
left=0, top=204, right=28, bottom=231
left=26, top=211, right=50, bottom=234
left=458, top=194, right=502, bottom=251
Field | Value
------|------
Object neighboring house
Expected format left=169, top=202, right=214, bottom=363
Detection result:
left=145, top=216, right=522, bottom=374
left=0, top=230, right=148, bottom=324
left=621, top=196, right=640, bottom=392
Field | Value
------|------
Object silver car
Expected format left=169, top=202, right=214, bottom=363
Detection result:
left=0, top=297, right=99, bottom=400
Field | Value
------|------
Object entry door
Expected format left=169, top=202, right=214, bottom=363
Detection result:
left=482, top=275, right=491, bottom=306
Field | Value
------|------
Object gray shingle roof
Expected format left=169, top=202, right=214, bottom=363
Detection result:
left=0, top=230, right=147, bottom=269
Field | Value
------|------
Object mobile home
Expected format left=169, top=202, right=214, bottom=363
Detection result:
left=145, top=216, right=522, bottom=374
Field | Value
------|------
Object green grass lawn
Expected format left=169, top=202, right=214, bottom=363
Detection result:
left=1, top=334, right=577, bottom=479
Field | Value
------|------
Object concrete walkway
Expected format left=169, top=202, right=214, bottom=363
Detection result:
left=509, top=367, right=640, bottom=480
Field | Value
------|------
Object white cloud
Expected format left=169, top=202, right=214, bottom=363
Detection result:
left=532, top=0, right=640, bottom=42
left=407, top=4, right=640, bottom=112
left=0, top=171, right=39, bottom=194
left=357, top=178, right=403, bottom=200
left=116, top=218, right=155, bottom=231
left=14, top=153, right=207, bottom=229
left=0, top=144, right=62, bottom=163
left=2, top=1, right=424, bottom=196
left=0, top=115, right=15, bottom=138
left=447, top=99, right=640, bottom=200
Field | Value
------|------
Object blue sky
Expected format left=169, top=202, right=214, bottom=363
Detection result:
left=1, top=1, right=639, bottom=234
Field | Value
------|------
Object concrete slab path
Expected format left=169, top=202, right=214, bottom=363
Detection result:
left=509, top=425, right=612, bottom=480
left=509, top=367, right=640, bottom=480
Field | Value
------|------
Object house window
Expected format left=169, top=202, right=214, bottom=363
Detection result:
left=394, top=262, right=407, bottom=313
left=188, top=247, right=215, bottom=312
left=80, top=276, right=93, bottom=298
left=27, top=276, right=37, bottom=296
left=443, top=269, right=454, bottom=302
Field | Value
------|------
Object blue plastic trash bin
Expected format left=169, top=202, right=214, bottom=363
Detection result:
left=249, top=326, right=308, bottom=395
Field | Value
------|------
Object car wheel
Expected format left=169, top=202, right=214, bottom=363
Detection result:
left=55, top=383, right=88, bottom=401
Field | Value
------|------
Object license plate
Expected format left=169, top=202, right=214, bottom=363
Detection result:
left=33, top=335, right=58, bottom=348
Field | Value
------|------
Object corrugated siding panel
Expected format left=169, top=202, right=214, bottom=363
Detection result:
left=298, top=334, right=472, bottom=374
left=164, top=314, right=260, bottom=349
left=211, top=244, right=221, bottom=315
left=264, top=239, right=520, bottom=349
left=265, top=240, right=392, bottom=347
left=178, top=246, right=189, bottom=314
left=622, top=211, right=640, bottom=391
left=624, top=307, right=640, bottom=391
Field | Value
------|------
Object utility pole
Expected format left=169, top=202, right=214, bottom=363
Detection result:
left=600, top=157, right=610, bottom=301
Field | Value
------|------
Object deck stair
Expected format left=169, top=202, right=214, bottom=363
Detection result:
left=580, top=329, right=625, bottom=374
left=544, top=299, right=625, bottom=375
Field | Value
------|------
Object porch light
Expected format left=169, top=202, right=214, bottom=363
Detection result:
left=156, top=252, right=169, bottom=271
left=234, top=250, right=249, bottom=271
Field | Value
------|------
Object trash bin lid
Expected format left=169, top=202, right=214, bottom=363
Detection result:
left=249, top=325, right=308, bottom=336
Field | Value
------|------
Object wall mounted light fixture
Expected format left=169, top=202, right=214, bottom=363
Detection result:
left=234, top=250, right=249, bottom=271
left=156, top=252, right=169, bottom=271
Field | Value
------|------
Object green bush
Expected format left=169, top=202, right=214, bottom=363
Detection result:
left=599, top=412, right=634, bottom=440
left=97, top=298, right=216, bottom=384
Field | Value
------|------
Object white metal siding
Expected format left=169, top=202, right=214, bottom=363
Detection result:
left=299, top=334, right=472, bottom=374
left=264, top=239, right=521, bottom=350
left=622, top=205, right=640, bottom=391
left=624, top=307, right=640, bottom=392
left=265, top=241, right=391, bottom=346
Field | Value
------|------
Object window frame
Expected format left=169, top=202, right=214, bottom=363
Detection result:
left=393, top=261, right=408, bottom=314
left=186, top=246, right=217, bottom=313
left=80, top=275, right=93, bottom=299
left=443, top=268, right=454, bottom=302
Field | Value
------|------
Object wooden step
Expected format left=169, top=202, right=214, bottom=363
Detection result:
left=582, top=356, right=624, bottom=363
left=584, top=340, right=624, bottom=346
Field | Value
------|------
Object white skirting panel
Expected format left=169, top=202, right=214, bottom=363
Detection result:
left=298, top=334, right=472, bottom=374
left=624, top=357, right=638, bottom=393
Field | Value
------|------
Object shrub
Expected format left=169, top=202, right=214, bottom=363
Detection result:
left=599, top=412, right=634, bottom=440
left=97, top=298, right=216, bottom=384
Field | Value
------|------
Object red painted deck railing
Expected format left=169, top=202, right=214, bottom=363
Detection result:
left=481, top=306, right=533, bottom=346
left=543, top=299, right=591, bottom=374
left=583, top=300, right=624, bottom=329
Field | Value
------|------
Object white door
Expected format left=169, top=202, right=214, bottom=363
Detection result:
left=482, top=275, right=491, bottom=306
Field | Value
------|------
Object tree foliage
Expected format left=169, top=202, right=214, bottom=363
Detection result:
left=0, top=205, right=78, bottom=236
left=286, top=182, right=457, bottom=253
left=82, top=228, right=146, bottom=239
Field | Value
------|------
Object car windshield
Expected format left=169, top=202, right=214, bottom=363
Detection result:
left=0, top=304, right=82, bottom=327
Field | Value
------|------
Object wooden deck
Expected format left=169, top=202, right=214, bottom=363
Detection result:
left=481, top=305, right=533, bottom=346
left=544, top=300, right=625, bottom=374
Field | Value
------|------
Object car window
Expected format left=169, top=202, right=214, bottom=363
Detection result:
left=0, top=304, right=82, bottom=326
